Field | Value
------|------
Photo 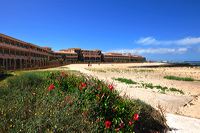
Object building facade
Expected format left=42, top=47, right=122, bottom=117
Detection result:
left=0, top=34, right=55, bottom=70
left=103, top=53, right=146, bottom=63
left=0, top=34, right=146, bottom=70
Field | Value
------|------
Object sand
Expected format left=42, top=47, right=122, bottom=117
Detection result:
left=60, top=63, right=200, bottom=118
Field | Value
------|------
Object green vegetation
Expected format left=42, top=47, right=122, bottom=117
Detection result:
left=86, top=68, right=107, bottom=73
left=164, top=75, right=195, bottom=81
left=114, top=77, right=137, bottom=84
left=87, top=68, right=154, bottom=73
left=0, top=71, right=167, bottom=132
left=141, top=83, right=184, bottom=94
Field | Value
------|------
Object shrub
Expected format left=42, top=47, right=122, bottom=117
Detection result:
left=0, top=71, right=168, bottom=132
left=114, top=78, right=137, bottom=84
left=164, top=75, right=195, bottom=81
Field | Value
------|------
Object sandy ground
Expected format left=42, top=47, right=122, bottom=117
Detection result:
left=57, top=63, right=200, bottom=119
left=47, top=63, right=200, bottom=132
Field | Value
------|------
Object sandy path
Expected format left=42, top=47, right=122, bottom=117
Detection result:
left=65, top=64, right=194, bottom=114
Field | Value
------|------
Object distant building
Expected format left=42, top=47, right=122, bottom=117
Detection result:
left=103, top=53, right=146, bottom=62
left=0, top=33, right=146, bottom=70
left=63, top=48, right=102, bottom=62
left=54, top=50, right=78, bottom=63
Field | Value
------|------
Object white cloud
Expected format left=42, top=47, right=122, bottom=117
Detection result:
left=108, top=48, right=188, bottom=54
left=136, top=37, right=200, bottom=46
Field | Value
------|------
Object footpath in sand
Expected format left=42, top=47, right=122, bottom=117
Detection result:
left=49, top=63, right=200, bottom=132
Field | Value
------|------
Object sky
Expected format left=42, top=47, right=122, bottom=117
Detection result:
left=0, top=0, right=200, bottom=61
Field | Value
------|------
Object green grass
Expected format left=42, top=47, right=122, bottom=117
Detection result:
left=141, top=83, right=184, bottom=94
left=114, top=77, right=137, bottom=84
left=86, top=68, right=107, bottom=73
left=0, top=71, right=168, bottom=132
left=87, top=68, right=154, bottom=73
left=164, top=75, right=195, bottom=81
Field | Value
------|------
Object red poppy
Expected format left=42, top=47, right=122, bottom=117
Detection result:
left=108, top=84, right=114, bottom=91
left=79, top=82, right=87, bottom=90
left=48, top=84, right=55, bottom=91
left=81, top=82, right=87, bottom=88
left=129, top=120, right=133, bottom=126
left=105, top=120, right=112, bottom=129
left=133, top=113, right=139, bottom=121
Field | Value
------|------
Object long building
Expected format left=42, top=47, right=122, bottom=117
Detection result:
left=0, top=34, right=55, bottom=70
left=103, top=53, right=146, bottom=62
left=0, top=34, right=146, bottom=70
left=61, top=48, right=102, bottom=62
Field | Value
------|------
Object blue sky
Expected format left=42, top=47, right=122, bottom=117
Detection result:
left=1, top=0, right=200, bottom=61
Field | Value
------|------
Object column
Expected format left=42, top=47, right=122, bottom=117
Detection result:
left=14, top=59, right=16, bottom=70
left=6, top=59, right=8, bottom=70
left=20, top=59, right=22, bottom=69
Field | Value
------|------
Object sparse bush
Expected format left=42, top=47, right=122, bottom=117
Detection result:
left=141, top=83, right=184, bottom=94
left=164, top=75, right=195, bottom=81
left=114, top=77, right=137, bottom=84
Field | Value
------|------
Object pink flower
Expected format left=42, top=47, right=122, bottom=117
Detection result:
left=108, top=84, right=114, bottom=91
left=119, top=122, right=125, bottom=128
left=133, top=113, right=139, bottom=121
left=105, top=120, right=112, bottom=129
left=48, top=84, right=55, bottom=91
left=129, top=120, right=133, bottom=126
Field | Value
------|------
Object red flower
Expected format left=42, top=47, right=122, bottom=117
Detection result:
left=81, top=82, right=87, bottom=88
left=129, top=120, right=133, bottom=126
left=105, top=120, right=112, bottom=129
left=79, top=82, right=87, bottom=90
left=133, top=113, right=139, bottom=121
left=48, top=84, right=55, bottom=91
left=108, top=84, right=114, bottom=91
left=119, top=122, right=125, bottom=128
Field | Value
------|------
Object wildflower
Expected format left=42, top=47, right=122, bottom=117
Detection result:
left=112, top=108, right=116, bottom=113
left=48, top=84, right=55, bottom=91
left=79, top=82, right=87, bottom=90
left=96, top=94, right=100, bottom=100
left=96, top=118, right=100, bottom=123
left=119, top=122, right=125, bottom=128
left=133, top=113, right=139, bottom=121
left=81, top=82, right=87, bottom=88
left=82, top=111, right=88, bottom=117
left=105, top=120, right=112, bottom=129
left=108, top=84, right=114, bottom=91
left=61, top=71, right=66, bottom=77
left=65, top=96, right=71, bottom=101
left=129, top=120, right=133, bottom=126
left=115, top=128, right=120, bottom=132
